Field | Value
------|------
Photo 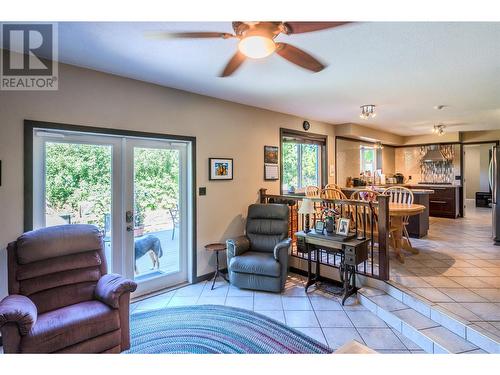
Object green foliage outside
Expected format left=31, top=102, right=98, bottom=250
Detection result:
left=45, top=143, right=179, bottom=229
left=282, top=142, right=319, bottom=190
left=134, top=148, right=179, bottom=226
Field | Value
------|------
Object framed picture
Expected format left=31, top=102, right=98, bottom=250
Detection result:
left=264, top=164, right=279, bottom=180
left=264, top=146, right=279, bottom=164
left=336, top=218, right=350, bottom=236
left=314, top=220, right=325, bottom=234
left=209, top=158, right=233, bottom=180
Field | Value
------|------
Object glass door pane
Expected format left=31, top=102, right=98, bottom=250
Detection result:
left=131, top=144, right=186, bottom=288
left=38, top=138, right=115, bottom=271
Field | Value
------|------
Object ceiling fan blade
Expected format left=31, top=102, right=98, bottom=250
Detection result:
left=283, top=22, right=351, bottom=34
left=220, top=51, right=246, bottom=77
left=146, top=31, right=235, bottom=39
left=275, top=43, right=326, bottom=72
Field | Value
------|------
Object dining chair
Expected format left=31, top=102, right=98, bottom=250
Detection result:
left=321, top=188, right=347, bottom=200
left=350, top=189, right=398, bottom=248
left=305, top=185, right=321, bottom=198
left=384, top=186, right=414, bottom=247
left=325, top=183, right=341, bottom=190
left=350, top=189, right=380, bottom=239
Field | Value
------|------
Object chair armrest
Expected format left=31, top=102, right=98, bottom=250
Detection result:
left=274, top=238, right=292, bottom=261
left=226, top=236, right=250, bottom=259
left=0, top=295, right=38, bottom=335
left=95, top=274, right=137, bottom=308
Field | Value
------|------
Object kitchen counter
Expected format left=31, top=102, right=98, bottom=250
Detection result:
left=407, top=184, right=461, bottom=189
left=342, top=186, right=435, bottom=195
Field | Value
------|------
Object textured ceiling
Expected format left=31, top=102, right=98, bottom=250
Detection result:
left=4, top=22, right=500, bottom=135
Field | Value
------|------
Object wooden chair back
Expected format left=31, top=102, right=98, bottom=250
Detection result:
left=349, top=190, right=380, bottom=237
left=321, top=188, right=347, bottom=200
left=305, top=185, right=320, bottom=198
left=384, top=186, right=414, bottom=205
left=325, top=183, right=341, bottom=190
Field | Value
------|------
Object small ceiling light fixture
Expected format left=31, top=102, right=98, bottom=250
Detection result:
left=360, top=104, right=376, bottom=120
left=433, top=124, right=446, bottom=136
left=238, top=36, right=276, bottom=59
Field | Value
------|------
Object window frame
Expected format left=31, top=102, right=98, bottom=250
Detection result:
left=360, top=145, right=377, bottom=175
left=280, top=128, right=327, bottom=194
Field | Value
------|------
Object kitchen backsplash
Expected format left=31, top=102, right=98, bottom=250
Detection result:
left=419, top=145, right=454, bottom=183
left=395, top=144, right=461, bottom=184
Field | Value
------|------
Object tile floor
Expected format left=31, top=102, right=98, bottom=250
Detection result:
left=131, top=274, right=423, bottom=353
left=389, top=205, right=500, bottom=341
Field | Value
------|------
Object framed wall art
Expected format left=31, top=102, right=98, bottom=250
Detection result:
left=209, top=158, right=233, bottom=180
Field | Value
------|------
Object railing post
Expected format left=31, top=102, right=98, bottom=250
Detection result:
left=259, top=188, right=267, bottom=203
left=377, top=194, right=390, bottom=280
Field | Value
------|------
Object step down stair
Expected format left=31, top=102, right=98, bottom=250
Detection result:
left=357, top=285, right=500, bottom=353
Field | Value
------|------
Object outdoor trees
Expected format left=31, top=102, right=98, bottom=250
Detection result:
left=45, top=143, right=179, bottom=230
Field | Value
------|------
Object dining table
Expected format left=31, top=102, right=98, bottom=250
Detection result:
left=389, top=203, right=426, bottom=263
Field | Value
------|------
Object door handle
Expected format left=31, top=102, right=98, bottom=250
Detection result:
left=430, top=200, right=447, bottom=204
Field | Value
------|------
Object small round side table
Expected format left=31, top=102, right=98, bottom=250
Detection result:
left=205, top=243, right=228, bottom=290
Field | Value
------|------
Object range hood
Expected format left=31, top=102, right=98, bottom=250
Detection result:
left=422, top=149, right=447, bottom=162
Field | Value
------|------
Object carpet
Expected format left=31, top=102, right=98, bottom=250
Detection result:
left=126, top=304, right=332, bottom=354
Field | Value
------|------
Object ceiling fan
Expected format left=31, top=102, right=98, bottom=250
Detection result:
left=151, top=22, right=350, bottom=77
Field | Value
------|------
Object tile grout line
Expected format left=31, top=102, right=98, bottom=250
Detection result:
left=306, top=289, right=329, bottom=346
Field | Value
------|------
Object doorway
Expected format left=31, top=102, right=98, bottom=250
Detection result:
left=463, top=143, right=496, bottom=216
left=28, top=122, right=196, bottom=297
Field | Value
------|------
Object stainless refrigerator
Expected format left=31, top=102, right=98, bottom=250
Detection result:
left=489, top=145, right=500, bottom=245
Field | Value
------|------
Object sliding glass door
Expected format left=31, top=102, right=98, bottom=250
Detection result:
left=32, top=129, right=192, bottom=296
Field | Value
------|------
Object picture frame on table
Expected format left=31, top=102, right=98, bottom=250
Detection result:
left=314, top=220, right=325, bottom=234
left=209, top=158, right=233, bottom=180
left=336, top=218, right=350, bottom=236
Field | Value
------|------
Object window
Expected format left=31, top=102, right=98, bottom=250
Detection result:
left=360, top=146, right=377, bottom=174
left=281, top=129, right=326, bottom=193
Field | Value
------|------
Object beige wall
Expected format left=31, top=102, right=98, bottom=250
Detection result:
left=402, top=132, right=461, bottom=145
left=335, top=138, right=395, bottom=187
left=461, top=131, right=500, bottom=143
left=334, top=123, right=404, bottom=145
left=382, top=146, right=396, bottom=175
left=0, top=61, right=337, bottom=299
left=395, top=147, right=423, bottom=183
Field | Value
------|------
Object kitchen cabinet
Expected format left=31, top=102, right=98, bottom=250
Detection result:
left=415, top=185, right=460, bottom=218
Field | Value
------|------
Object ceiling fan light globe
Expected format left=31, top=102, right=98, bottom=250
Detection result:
left=238, top=36, right=276, bottom=59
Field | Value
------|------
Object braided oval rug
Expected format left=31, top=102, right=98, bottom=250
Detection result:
left=126, top=304, right=332, bottom=354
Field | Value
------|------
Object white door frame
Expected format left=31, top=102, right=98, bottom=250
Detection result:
left=124, top=138, right=190, bottom=297
left=30, top=125, right=195, bottom=297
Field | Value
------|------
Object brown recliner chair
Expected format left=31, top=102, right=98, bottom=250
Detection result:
left=0, top=224, right=137, bottom=353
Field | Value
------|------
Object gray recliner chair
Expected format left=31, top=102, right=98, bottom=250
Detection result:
left=226, top=204, right=291, bottom=293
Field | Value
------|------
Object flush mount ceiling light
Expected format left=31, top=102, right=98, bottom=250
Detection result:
left=433, top=124, right=446, bottom=136
left=360, top=105, right=376, bottom=119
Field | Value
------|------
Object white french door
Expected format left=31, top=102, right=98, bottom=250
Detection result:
left=32, top=129, right=193, bottom=297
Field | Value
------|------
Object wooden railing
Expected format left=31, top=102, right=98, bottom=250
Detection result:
left=259, top=188, right=390, bottom=280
